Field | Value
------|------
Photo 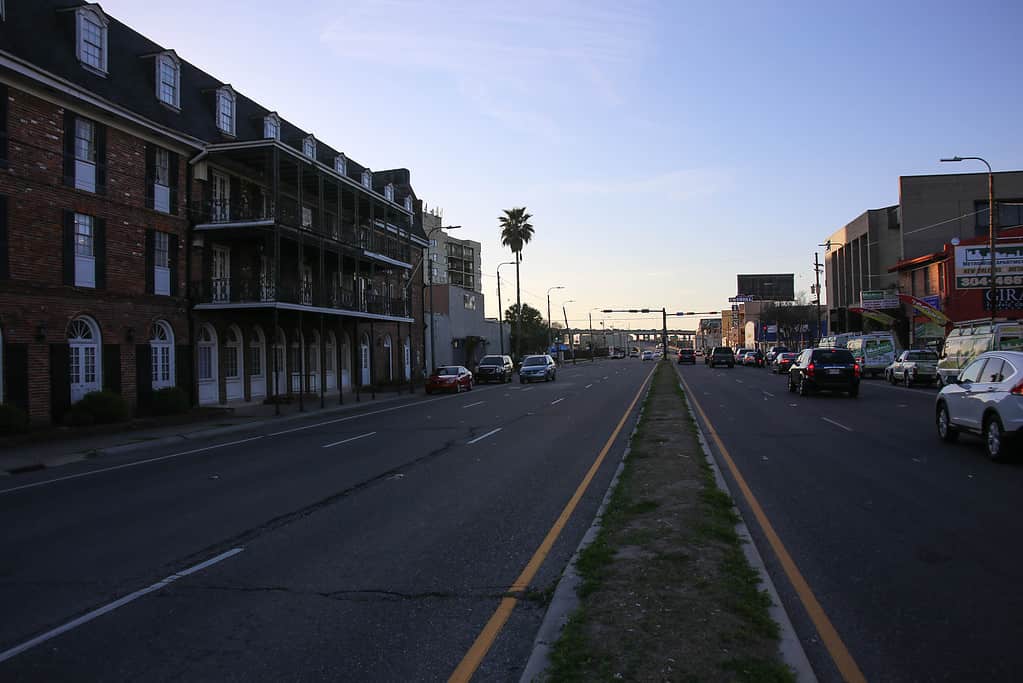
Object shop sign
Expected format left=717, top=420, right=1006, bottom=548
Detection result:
left=955, top=242, right=1023, bottom=289
left=860, top=290, right=899, bottom=310
left=982, top=287, right=1023, bottom=311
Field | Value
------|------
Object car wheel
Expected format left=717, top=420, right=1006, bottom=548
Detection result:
left=903, top=372, right=912, bottom=388
left=887, top=371, right=895, bottom=385
left=456, top=382, right=463, bottom=393
left=798, top=377, right=809, bottom=396
left=425, top=388, right=433, bottom=395
left=520, top=377, right=526, bottom=384
left=468, top=379, right=473, bottom=391
left=936, top=402, right=958, bottom=443
left=787, top=376, right=796, bottom=393
left=983, top=414, right=1007, bottom=461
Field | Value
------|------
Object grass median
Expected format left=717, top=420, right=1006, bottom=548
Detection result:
left=544, top=361, right=794, bottom=682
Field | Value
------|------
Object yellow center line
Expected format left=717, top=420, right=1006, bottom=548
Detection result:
left=677, top=371, right=867, bottom=683
left=448, top=365, right=657, bottom=682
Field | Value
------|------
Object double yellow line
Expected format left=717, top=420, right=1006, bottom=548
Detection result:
left=678, top=371, right=867, bottom=683
left=448, top=365, right=656, bottom=682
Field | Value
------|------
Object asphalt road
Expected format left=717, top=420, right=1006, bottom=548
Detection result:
left=0, top=359, right=652, bottom=681
left=677, top=360, right=1023, bottom=682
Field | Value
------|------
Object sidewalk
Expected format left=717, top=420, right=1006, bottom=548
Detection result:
left=0, top=387, right=421, bottom=477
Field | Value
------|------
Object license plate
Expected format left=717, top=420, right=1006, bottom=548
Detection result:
left=828, top=369, right=841, bottom=375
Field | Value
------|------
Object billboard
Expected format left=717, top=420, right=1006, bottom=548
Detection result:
left=954, top=242, right=1023, bottom=289
left=736, top=274, right=795, bottom=301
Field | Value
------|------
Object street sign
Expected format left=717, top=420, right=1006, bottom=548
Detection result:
left=728, top=295, right=754, bottom=303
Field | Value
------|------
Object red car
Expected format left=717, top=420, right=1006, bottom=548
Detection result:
left=425, top=366, right=473, bottom=394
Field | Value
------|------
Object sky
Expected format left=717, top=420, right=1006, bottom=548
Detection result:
left=102, top=0, right=1023, bottom=331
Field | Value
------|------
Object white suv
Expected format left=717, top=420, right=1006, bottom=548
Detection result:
left=936, top=350, right=1023, bottom=461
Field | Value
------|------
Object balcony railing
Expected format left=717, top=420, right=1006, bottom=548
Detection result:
left=191, top=277, right=409, bottom=318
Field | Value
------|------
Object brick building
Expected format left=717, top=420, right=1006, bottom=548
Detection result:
left=0, top=2, right=427, bottom=423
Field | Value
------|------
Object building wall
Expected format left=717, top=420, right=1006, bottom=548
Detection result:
left=901, top=172, right=1023, bottom=261
left=824, top=206, right=900, bottom=320
left=0, top=84, right=189, bottom=423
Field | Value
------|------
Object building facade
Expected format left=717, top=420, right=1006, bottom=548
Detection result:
left=1, top=2, right=428, bottom=423
left=422, top=208, right=482, bottom=293
left=425, top=284, right=504, bottom=370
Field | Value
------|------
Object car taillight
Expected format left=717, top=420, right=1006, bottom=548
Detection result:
left=853, top=363, right=861, bottom=378
left=1012, top=380, right=1023, bottom=396
left=806, top=363, right=815, bottom=377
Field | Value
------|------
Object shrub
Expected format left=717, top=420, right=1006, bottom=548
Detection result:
left=150, top=386, right=189, bottom=416
left=65, top=404, right=95, bottom=427
left=0, top=403, right=29, bottom=435
left=75, top=391, right=129, bottom=425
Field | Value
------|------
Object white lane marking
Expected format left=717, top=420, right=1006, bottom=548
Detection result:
left=735, top=379, right=744, bottom=384
left=551, top=398, right=565, bottom=405
left=0, top=547, right=244, bottom=664
left=821, top=417, right=853, bottom=432
left=321, top=431, right=376, bottom=449
left=462, top=401, right=485, bottom=409
left=762, top=391, right=776, bottom=398
left=467, top=427, right=502, bottom=445
left=522, top=387, right=534, bottom=392
left=603, top=376, right=608, bottom=380
left=0, top=436, right=266, bottom=497
left=585, top=384, right=593, bottom=389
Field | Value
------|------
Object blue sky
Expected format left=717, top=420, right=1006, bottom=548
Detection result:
left=103, top=0, right=1023, bottom=330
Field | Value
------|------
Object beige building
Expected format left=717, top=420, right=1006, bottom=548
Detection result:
left=422, top=207, right=482, bottom=293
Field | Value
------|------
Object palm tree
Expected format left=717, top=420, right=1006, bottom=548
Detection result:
left=499, top=207, right=535, bottom=361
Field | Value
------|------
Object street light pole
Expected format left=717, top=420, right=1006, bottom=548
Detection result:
left=547, top=286, right=564, bottom=354
left=497, top=261, right=515, bottom=356
left=563, top=300, right=576, bottom=364
left=426, top=224, right=461, bottom=374
left=941, top=156, right=996, bottom=325
left=814, top=252, right=823, bottom=346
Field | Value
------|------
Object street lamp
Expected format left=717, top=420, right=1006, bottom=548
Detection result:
left=547, top=286, right=565, bottom=353
left=562, top=299, right=576, bottom=364
left=941, top=156, right=997, bottom=325
left=497, top=261, right=516, bottom=356
left=426, top=224, right=461, bottom=374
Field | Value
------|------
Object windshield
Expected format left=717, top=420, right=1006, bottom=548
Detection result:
left=436, top=367, right=459, bottom=376
left=479, top=356, right=503, bottom=365
left=523, top=357, right=545, bottom=366
left=812, top=349, right=855, bottom=364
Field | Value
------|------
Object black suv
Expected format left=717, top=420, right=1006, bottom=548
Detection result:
left=475, top=355, right=513, bottom=383
left=708, top=347, right=735, bottom=368
left=788, top=348, right=860, bottom=397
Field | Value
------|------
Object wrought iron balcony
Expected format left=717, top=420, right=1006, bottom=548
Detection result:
left=190, top=277, right=410, bottom=318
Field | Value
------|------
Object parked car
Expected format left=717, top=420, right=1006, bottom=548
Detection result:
left=886, top=350, right=939, bottom=387
left=709, top=346, right=735, bottom=368
left=629, top=347, right=640, bottom=358
left=425, top=366, right=473, bottom=394
left=677, top=348, right=696, bottom=364
left=765, top=346, right=790, bottom=365
left=788, top=348, right=860, bottom=397
left=519, top=354, right=557, bottom=383
left=641, top=350, right=654, bottom=361
left=475, top=354, right=514, bottom=383
left=935, top=351, right=1023, bottom=460
left=772, top=352, right=798, bottom=374
left=734, top=348, right=752, bottom=365
left=741, top=351, right=759, bottom=366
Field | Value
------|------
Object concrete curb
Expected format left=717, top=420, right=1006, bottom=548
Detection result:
left=679, top=382, right=818, bottom=683
left=518, top=386, right=650, bottom=682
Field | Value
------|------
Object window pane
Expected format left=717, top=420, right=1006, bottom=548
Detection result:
left=75, top=214, right=93, bottom=257
left=155, top=231, right=169, bottom=267
left=155, top=149, right=170, bottom=186
left=981, top=358, right=1005, bottom=383
left=960, top=359, right=986, bottom=383
left=84, top=347, right=96, bottom=383
left=81, top=18, right=103, bottom=69
left=75, top=119, right=94, bottom=162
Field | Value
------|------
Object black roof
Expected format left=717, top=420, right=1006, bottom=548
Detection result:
left=1, top=1, right=418, bottom=215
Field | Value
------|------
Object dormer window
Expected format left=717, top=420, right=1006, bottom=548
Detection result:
left=334, top=154, right=346, bottom=175
left=302, top=135, right=316, bottom=160
left=76, top=6, right=109, bottom=74
left=404, top=195, right=413, bottom=212
left=361, top=170, right=371, bottom=189
left=264, top=112, right=280, bottom=140
left=155, top=52, right=180, bottom=109
left=216, top=86, right=236, bottom=136
left=384, top=184, right=394, bottom=202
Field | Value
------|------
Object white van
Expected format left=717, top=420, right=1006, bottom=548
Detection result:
left=843, top=333, right=899, bottom=377
left=937, top=319, right=1023, bottom=385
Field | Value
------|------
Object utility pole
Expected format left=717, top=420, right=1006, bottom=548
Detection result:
left=563, top=304, right=576, bottom=365
left=497, top=270, right=504, bottom=356
left=588, top=310, right=594, bottom=362
left=813, top=252, right=823, bottom=346
left=662, top=308, right=668, bottom=359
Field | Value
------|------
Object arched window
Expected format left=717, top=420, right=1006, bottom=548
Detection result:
left=384, top=335, right=393, bottom=381
left=150, top=320, right=175, bottom=390
left=224, top=325, right=243, bottom=400
left=249, top=325, right=267, bottom=399
left=360, top=332, right=371, bottom=385
left=68, top=316, right=102, bottom=403
left=403, top=336, right=412, bottom=381
left=197, top=323, right=219, bottom=405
